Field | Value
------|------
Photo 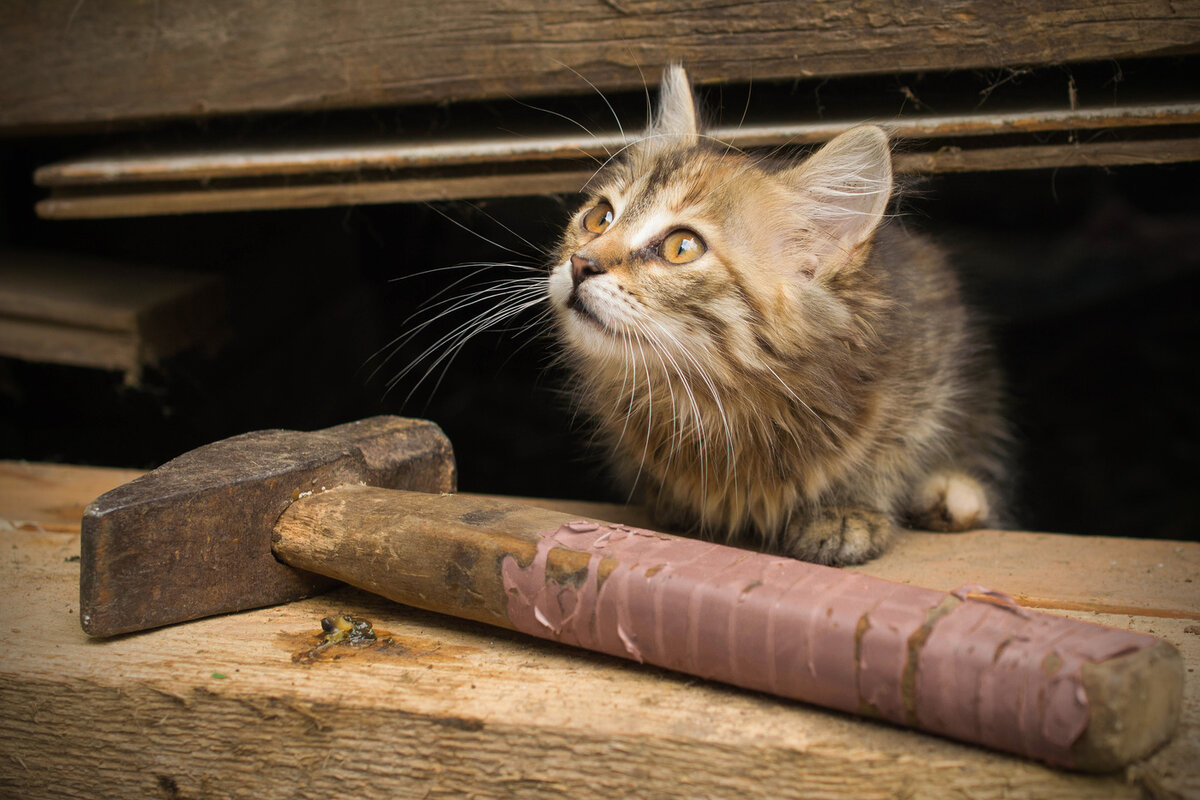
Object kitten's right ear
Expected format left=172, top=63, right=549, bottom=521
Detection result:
left=646, top=64, right=700, bottom=146
left=782, top=126, right=893, bottom=275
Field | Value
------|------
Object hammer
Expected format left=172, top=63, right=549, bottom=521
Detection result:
left=81, top=416, right=1182, bottom=771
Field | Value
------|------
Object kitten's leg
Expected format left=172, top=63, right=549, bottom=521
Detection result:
left=907, top=470, right=991, bottom=532
left=781, top=507, right=893, bottom=566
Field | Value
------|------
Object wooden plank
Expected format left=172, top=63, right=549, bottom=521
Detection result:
left=0, top=535, right=1185, bottom=799
left=35, top=169, right=598, bottom=220
left=2, top=1, right=1198, bottom=129
left=859, top=530, right=1200, bottom=621
left=6, top=463, right=1196, bottom=621
left=0, top=250, right=225, bottom=378
left=32, top=103, right=1200, bottom=187
left=0, top=462, right=143, bottom=531
left=0, top=317, right=141, bottom=375
left=0, top=250, right=219, bottom=330
left=34, top=137, right=1200, bottom=219
left=0, top=461, right=1197, bottom=798
left=894, top=138, right=1200, bottom=173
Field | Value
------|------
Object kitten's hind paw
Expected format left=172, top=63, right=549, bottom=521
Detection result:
left=782, top=507, right=893, bottom=566
left=907, top=470, right=991, bottom=532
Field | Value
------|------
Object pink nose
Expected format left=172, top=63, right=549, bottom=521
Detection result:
left=570, top=254, right=605, bottom=288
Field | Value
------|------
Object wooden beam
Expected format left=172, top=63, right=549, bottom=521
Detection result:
left=0, top=250, right=225, bottom=380
left=0, top=317, right=141, bottom=375
left=34, top=138, right=1200, bottom=220
left=34, top=169, right=598, bottom=219
left=893, top=138, right=1200, bottom=173
left=0, top=461, right=1197, bottom=797
left=2, top=1, right=1198, bottom=129
left=32, top=103, right=1200, bottom=187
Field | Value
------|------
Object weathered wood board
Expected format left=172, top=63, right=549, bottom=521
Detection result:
left=2, top=1, right=1199, bottom=129
left=0, top=251, right=224, bottom=381
left=0, top=461, right=1196, bottom=798
left=31, top=102, right=1200, bottom=219
left=35, top=104, right=1200, bottom=187
left=35, top=139, right=1200, bottom=219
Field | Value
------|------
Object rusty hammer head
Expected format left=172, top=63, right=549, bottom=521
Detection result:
left=81, top=416, right=455, bottom=637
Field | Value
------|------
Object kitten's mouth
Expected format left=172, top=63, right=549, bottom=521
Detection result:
left=566, top=292, right=612, bottom=335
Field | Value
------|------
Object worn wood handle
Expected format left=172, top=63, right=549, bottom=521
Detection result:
left=271, top=484, right=1183, bottom=771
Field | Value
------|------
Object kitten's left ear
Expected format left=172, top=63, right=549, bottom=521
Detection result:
left=783, top=126, right=893, bottom=272
left=646, top=64, right=700, bottom=145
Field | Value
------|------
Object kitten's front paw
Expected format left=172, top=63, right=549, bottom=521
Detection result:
left=783, top=507, right=893, bottom=566
left=907, top=470, right=990, bottom=532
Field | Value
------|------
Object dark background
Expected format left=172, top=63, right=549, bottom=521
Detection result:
left=2, top=62, right=1197, bottom=542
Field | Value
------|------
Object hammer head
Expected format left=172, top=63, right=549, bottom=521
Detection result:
left=81, top=416, right=455, bottom=637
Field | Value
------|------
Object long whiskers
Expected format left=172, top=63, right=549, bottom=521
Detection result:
left=504, top=97, right=612, bottom=165
left=378, top=270, right=548, bottom=407
left=643, top=317, right=739, bottom=498
left=421, top=202, right=542, bottom=262
left=369, top=265, right=537, bottom=376
left=554, top=60, right=628, bottom=149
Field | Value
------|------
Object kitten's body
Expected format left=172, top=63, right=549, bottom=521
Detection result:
left=547, top=67, right=1009, bottom=565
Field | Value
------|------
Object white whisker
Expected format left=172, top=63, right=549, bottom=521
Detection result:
left=507, top=97, right=612, bottom=161
left=554, top=60, right=627, bottom=148
left=421, top=203, right=539, bottom=261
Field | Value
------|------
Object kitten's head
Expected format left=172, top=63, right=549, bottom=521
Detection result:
left=549, top=65, right=894, bottom=386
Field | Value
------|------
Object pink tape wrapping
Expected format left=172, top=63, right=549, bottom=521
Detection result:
left=499, top=522, right=1156, bottom=767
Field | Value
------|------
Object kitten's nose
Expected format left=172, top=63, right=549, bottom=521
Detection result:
left=570, top=254, right=605, bottom=288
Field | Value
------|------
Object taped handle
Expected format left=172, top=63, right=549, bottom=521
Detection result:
left=272, top=485, right=1183, bottom=771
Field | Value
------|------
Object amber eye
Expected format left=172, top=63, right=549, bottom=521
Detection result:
left=582, top=202, right=614, bottom=234
left=661, top=229, right=706, bottom=264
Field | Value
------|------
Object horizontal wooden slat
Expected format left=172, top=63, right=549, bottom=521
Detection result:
left=34, top=169, right=599, bottom=219
left=2, top=1, right=1199, bottom=130
left=895, top=138, right=1200, bottom=173
left=0, top=250, right=224, bottom=377
left=34, top=103, right=1200, bottom=187
left=0, top=250, right=219, bottom=329
left=0, top=317, right=140, bottom=375
left=35, top=138, right=1200, bottom=219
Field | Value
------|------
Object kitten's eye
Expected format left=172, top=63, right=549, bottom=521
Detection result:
left=661, top=229, right=706, bottom=264
left=582, top=202, right=614, bottom=234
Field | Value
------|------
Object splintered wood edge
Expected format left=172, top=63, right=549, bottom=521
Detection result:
left=1073, top=640, right=1184, bottom=771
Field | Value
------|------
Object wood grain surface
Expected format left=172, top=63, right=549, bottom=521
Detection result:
left=3, top=1, right=1198, bottom=129
left=0, top=461, right=1196, bottom=798
left=33, top=138, right=1200, bottom=220
left=0, top=251, right=225, bottom=376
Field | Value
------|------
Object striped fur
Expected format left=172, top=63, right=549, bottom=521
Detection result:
left=547, top=66, right=1009, bottom=565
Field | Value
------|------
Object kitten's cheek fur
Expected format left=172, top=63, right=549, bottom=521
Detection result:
left=548, top=263, right=573, bottom=307
left=548, top=265, right=615, bottom=354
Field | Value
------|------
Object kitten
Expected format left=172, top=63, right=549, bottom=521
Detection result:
left=546, top=65, right=1009, bottom=565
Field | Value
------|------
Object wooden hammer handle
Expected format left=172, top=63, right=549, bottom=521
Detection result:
left=272, top=484, right=1182, bottom=771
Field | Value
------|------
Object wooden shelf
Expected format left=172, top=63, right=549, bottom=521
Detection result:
left=33, top=102, right=1200, bottom=219
left=0, top=461, right=1196, bottom=798
left=0, top=250, right=224, bottom=381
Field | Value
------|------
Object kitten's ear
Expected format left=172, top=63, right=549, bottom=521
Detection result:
left=783, top=126, right=893, bottom=273
left=646, top=64, right=700, bottom=145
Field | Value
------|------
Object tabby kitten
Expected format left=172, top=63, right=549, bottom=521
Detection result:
left=547, top=66, right=1009, bottom=565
